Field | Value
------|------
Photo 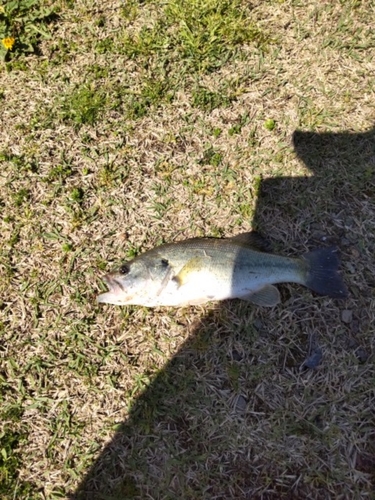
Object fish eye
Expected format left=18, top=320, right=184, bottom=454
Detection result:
left=161, top=259, right=169, bottom=267
left=119, top=263, right=130, bottom=275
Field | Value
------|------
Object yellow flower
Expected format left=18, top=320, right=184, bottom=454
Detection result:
left=0, top=6, right=5, bottom=13
left=2, top=37, right=15, bottom=50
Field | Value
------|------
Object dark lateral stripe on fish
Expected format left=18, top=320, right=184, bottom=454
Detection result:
left=303, top=246, right=348, bottom=299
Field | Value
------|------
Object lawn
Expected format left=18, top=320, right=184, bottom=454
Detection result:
left=1, top=0, right=374, bottom=498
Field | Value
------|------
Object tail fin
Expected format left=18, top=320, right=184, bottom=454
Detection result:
left=302, top=247, right=348, bottom=299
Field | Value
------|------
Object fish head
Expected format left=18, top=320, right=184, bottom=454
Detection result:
left=97, top=255, right=173, bottom=306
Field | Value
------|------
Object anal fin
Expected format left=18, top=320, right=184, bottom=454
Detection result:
left=239, top=284, right=280, bottom=307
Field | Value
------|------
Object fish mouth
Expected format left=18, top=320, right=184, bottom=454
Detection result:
left=97, top=274, right=130, bottom=304
left=102, top=274, right=124, bottom=292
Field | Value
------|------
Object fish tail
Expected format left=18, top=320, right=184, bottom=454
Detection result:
left=302, top=247, right=348, bottom=298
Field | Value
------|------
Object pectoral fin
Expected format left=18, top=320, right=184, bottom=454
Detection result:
left=156, top=265, right=174, bottom=296
left=173, top=256, right=210, bottom=287
left=240, top=284, right=280, bottom=307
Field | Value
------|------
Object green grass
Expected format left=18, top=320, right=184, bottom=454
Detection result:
left=60, top=85, right=107, bottom=127
left=0, top=427, right=35, bottom=497
left=121, top=0, right=265, bottom=72
left=192, top=85, right=237, bottom=111
left=0, top=0, right=55, bottom=61
left=0, top=0, right=375, bottom=498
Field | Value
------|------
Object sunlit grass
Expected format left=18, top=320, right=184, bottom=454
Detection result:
left=0, top=0, right=374, bottom=498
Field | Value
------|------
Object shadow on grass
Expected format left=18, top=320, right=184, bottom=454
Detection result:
left=72, top=127, right=375, bottom=499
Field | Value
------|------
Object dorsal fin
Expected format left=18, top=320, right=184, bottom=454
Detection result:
left=229, top=232, right=272, bottom=252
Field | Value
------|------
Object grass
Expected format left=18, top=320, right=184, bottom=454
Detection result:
left=0, top=0, right=55, bottom=61
left=0, top=0, right=375, bottom=498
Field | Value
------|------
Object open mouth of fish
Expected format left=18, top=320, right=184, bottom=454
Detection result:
left=97, top=274, right=129, bottom=304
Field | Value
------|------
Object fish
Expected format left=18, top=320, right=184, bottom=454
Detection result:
left=97, top=232, right=348, bottom=307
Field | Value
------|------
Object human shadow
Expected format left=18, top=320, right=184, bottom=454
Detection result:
left=72, top=127, right=375, bottom=499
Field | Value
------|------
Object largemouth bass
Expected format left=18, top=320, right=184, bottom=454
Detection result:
left=97, top=232, right=348, bottom=307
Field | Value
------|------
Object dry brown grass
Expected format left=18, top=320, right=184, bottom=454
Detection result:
left=1, top=0, right=374, bottom=498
